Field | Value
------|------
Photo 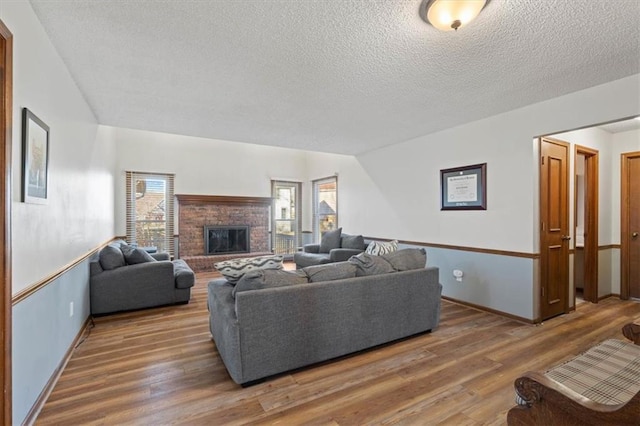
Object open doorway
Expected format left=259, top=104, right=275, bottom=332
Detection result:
left=539, top=117, right=639, bottom=320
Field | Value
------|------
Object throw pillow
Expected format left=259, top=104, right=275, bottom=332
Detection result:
left=303, top=261, right=357, bottom=282
left=214, top=255, right=283, bottom=284
left=120, top=243, right=157, bottom=265
left=365, top=239, right=398, bottom=256
left=319, top=227, right=342, bottom=253
left=99, top=245, right=126, bottom=270
left=348, top=252, right=395, bottom=276
left=341, top=234, right=365, bottom=250
left=233, top=269, right=308, bottom=297
left=382, top=248, right=427, bottom=271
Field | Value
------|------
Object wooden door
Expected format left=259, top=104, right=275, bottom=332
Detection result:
left=0, top=19, right=12, bottom=425
left=621, top=152, right=640, bottom=299
left=576, top=146, right=599, bottom=303
left=540, top=138, right=570, bottom=320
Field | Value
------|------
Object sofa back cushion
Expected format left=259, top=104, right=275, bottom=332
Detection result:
left=303, top=261, right=357, bottom=282
left=341, top=234, right=365, bottom=250
left=99, top=245, right=126, bottom=271
left=382, top=248, right=427, bottom=271
left=319, top=227, right=342, bottom=253
left=215, top=255, right=283, bottom=284
left=348, top=252, right=395, bottom=276
left=120, top=243, right=157, bottom=265
left=233, top=269, right=308, bottom=297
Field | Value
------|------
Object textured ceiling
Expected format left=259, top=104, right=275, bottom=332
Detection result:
left=598, top=117, right=640, bottom=134
left=28, top=0, right=640, bottom=155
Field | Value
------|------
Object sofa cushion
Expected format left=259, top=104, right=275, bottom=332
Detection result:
left=349, top=252, right=395, bottom=276
left=382, top=248, right=427, bottom=271
left=366, top=239, right=399, bottom=256
left=319, top=227, right=342, bottom=253
left=215, top=255, right=283, bottom=284
left=233, top=269, right=308, bottom=297
left=120, top=243, right=157, bottom=265
left=303, top=261, right=357, bottom=282
left=173, top=259, right=195, bottom=289
left=99, top=245, right=126, bottom=270
left=341, top=234, right=365, bottom=250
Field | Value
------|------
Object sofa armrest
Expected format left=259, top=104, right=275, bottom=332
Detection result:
left=151, top=252, right=171, bottom=261
left=508, top=371, right=640, bottom=425
left=303, top=244, right=320, bottom=254
left=329, top=248, right=364, bottom=262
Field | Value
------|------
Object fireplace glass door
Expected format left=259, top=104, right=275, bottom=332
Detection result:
left=272, top=180, right=301, bottom=258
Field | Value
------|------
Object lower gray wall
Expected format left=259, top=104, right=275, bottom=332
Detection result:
left=12, top=260, right=91, bottom=425
left=400, top=243, right=535, bottom=321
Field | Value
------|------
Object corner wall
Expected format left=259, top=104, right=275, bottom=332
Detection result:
left=1, top=1, right=116, bottom=423
left=111, top=126, right=314, bottom=237
left=305, top=75, right=640, bottom=321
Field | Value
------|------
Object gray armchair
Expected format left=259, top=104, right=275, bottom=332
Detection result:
left=90, top=243, right=195, bottom=315
left=294, top=228, right=366, bottom=268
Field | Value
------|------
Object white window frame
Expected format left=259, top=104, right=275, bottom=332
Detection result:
left=312, top=176, right=338, bottom=243
left=125, top=171, right=175, bottom=255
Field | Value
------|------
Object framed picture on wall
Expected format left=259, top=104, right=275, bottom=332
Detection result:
left=440, top=163, right=487, bottom=210
left=22, top=108, right=50, bottom=204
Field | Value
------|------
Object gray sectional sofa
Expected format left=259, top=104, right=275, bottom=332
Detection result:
left=208, top=249, right=441, bottom=385
left=90, top=242, right=195, bottom=315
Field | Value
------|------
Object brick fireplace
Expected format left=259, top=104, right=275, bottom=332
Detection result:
left=176, top=195, right=272, bottom=272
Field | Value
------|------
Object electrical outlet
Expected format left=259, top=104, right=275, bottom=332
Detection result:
left=69, top=301, right=74, bottom=317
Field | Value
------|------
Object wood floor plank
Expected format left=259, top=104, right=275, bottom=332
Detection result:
left=35, top=266, right=640, bottom=425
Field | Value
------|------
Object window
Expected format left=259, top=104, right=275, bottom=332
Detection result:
left=272, top=180, right=301, bottom=257
left=126, top=171, right=175, bottom=255
left=312, top=176, right=337, bottom=242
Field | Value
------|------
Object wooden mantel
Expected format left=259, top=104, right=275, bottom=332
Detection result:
left=175, top=194, right=272, bottom=206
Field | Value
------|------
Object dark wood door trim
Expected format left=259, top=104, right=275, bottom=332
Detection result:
left=574, top=145, right=599, bottom=303
left=0, top=19, right=12, bottom=425
left=621, top=151, right=640, bottom=299
left=540, top=137, right=570, bottom=320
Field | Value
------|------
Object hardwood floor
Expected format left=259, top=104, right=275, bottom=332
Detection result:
left=36, top=269, right=640, bottom=425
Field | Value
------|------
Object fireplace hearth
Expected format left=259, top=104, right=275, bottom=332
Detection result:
left=205, top=226, right=250, bottom=255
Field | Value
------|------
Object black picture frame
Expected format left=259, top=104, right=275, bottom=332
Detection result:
left=22, top=108, right=50, bottom=204
left=440, top=163, right=487, bottom=210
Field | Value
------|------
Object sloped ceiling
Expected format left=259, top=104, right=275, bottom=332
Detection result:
left=28, top=0, right=640, bottom=155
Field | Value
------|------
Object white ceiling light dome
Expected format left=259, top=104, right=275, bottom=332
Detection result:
left=421, top=0, right=487, bottom=31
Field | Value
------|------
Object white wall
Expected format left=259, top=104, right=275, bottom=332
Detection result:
left=302, top=152, right=403, bottom=238
left=111, top=126, right=340, bottom=236
left=3, top=1, right=117, bottom=423
left=4, top=0, right=116, bottom=295
left=350, top=75, right=639, bottom=255
left=322, top=75, right=639, bottom=320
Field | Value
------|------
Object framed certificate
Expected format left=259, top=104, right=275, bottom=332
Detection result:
left=440, top=163, right=486, bottom=210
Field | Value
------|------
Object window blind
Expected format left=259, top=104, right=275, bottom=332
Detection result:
left=125, top=171, right=175, bottom=255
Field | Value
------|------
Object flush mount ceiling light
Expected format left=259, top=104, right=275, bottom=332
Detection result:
left=420, top=0, right=487, bottom=31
